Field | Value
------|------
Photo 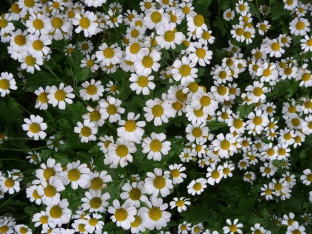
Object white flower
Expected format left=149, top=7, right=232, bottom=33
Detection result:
left=172, top=56, right=198, bottom=86
left=145, top=168, right=173, bottom=197
left=22, top=115, right=47, bottom=140
left=73, top=11, right=98, bottom=37
left=46, top=199, right=72, bottom=228
left=156, top=22, right=184, bottom=49
left=108, top=199, right=137, bottom=230
left=120, top=181, right=148, bottom=207
left=80, top=79, right=104, bottom=101
left=223, top=219, right=243, bottom=234
left=169, top=164, right=187, bottom=184
left=61, top=160, right=90, bottom=190
left=187, top=178, right=207, bottom=195
left=74, top=119, right=98, bottom=143
left=170, top=197, right=190, bottom=213
left=117, top=112, right=145, bottom=143
left=48, top=83, right=75, bottom=110
left=81, top=189, right=110, bottom=213
left=142, top=132, right=171, bottom=161
left=0, top=72, right=17, bottom=97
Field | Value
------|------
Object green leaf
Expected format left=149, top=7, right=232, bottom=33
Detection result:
left=207, top=121, right=227, bottom=131
left=238, top=103, right=255, bottom=119
left=212, top=16, right=228, bottom=36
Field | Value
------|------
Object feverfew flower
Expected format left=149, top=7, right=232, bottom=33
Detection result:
left=0, top=72, right=17, bottom=97
left=22, top=115, right=47, bottom=140
left=223, top=219, right=243, bottom=234
left=48, top=83, right=75, bottom=110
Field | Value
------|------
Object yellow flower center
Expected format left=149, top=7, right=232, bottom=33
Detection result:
left=302, top=73, right=311, bottom=82
left=25, top=55, right=36, bottom=66
left=260, top=24, right=267, bottom=31
left=90, top=111, right=101, bottom=122
left=33, top=40, right=44, bottom=51
left=137, top=76, right=149, bottom=87
left=196, top=48, right=206, bottom=58
left=44, top=185, right=57, bottom=197
left=11, top=3, right=21, bottom=13
left=14, top=34, right=26, bottom=46
left=220, top=139, right=230, bottom=150
left=40, top=215, right=49, bottom=224
left=50, top=205, right=62, bottom=218
left=4, top=178, right=14, bottom=188
left=150, top=11, right=162, bottom=24
left=115, top=208, right=128, bottom=221
left=129, top=188, right=141, bottom=200
left=90, top=197, right=102, bottom=209
left=131, top=215, right=142, bottom=228
left=211, top=170, right=220, bottom=179
left=179, top=64, right=191, bottom=77
left=38, top=92, right=48, bottom=103
left=80, top=126, right=91, bottom=137
left=236, top=27, right=244, bottom=36
left=229, top=224, right=237, bottom=232
left=89, top=218, right=98, bottom=226
left=153, top=176, right=166, bottom=189
left=124, top=120, right=137, bottom=132
left=78, top=224, right=86, bottom=232
left=52, top=17, right=63, bottom=28
left=0, top=79, right=9, bottom=90
left=32, top=190, right=41, bottom=199
left=130, top=43, right=140, bottom=54
left=33, top=19, right=44, bottom=30
left=200, top=96, right=211, bottom=106
left=54, top=89, right=66, bottom=101
left=103, top=47, right=114, bottom=59
left=150, top=139, right=162, bottom=152
left=291, top=118, right=300, bottom=126
left=253, top=116, right=263, bottom=125
left=164, top=30, right=175, bottom=42
left=296, top=21, right=305, bottom=30
left=79, top=17, right=90, bottom=29
left=116, top=145, right=129, bottom=157
left=107, top=104, right=117, bottom=115
left=244, top=31, right=252, bottom=39
left=284, top=67, right=292, bottom=75
left=152, top=104, right=164, bottom=117
left=171, top=169, right=180, bottom=178
left=67, top=168, right=81, bottom=181
left=43, top=167, right=56, bottom=180
left=271, top=42, right=280, bottom=51
left=142, top=55, right=153, bottom=68
left=90, top=177, right=103, bottom=190
left=148, top=207, right=162, bottom=221
left=86, top=84, right=97, bottom=95
left=307, top=174, right=312, bottom=182
left=194, top=107, right=204, bottom=117
left=131, top=29, right=139, bottom=38
left=29, top=123, right=41, bottom=133
left=274, top=183, right=282, bottom=191
left=193, top=14, right=204, bottom=27
left=223, top=168, right=230, bottom=175
left=217, top=85, right=227, bottom=95
left=193, top=182, right=202, bottom=191
left=192, top=127, right=202, bottom=138
left=253, top=87, right=263, bottom=96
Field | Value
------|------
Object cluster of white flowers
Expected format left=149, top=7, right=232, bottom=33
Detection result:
left=1, top=0, right=312, bottom=233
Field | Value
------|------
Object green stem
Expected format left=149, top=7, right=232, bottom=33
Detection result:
left=43, top=64, right=65, bottom=84
left=8, top=137, right=49, bottom=141
left=0, top=183, right=29, bottom=209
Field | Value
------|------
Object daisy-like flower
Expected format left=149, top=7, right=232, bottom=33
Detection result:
left=105, top=138, right=137, bottom=168
left=260, top=183, right=275, bottom=200
left=100, top=96, right=125, bottom=123
left=83, top=213, right=104, bottom=234
left=117, top=112, right=146, bottom=143
left=108, top=199, right=137, bottom=230
left=250, top=223, right=270, bottom=234
left=61, top=160, right=90, bottom=189
left=105, top=81, right=119, bottom=95
left=289, top=17, right=310, bottom=36
left=191, top=89, right=218, bottom=116
left=120, top=181, right=148, bottom=207
left=188, top=42, right=213, bottom=67
left=141, top=197, right=171, bottom=230
left=79, top=79, right=104, bottom=101
left=0, top=72, right=17, bottom=97
left=22, top=115, right=47, bottom=140
left=223, top=9, right=235, bottom=21
left=144, top=9, right=170, bottom=30
left=73, top=11, right=98, bottom=37
left=32, top=211, right=50, bottom=231
left=19, top=51, right=43, bottom=74
left=125, top=42, right=145, bottom=62
left=145, top=168, right=173, bottom=198
left=178, top=221, right=192, bottom=234
left=129, top=72, right=155, bottom=95
left=46, top=199, right=72, bottom=228
left=26, top=34, right=51, bottom=59
left=187, top=178, right=207, bottom=196
left=301, top=169, right=312, bottom=185
left=134, top=49, right=161, bottom=76
left=81, top=54, right=99, bottom=73
left=206, top=164, right=224, bottom=185
left=172, top=56, right=198, bottom=86
left=187, top=13, right=207, bottom=37
left=26, top=185, right=42, bottom=205
left=74, top=119, right=98, bottom=143
left=170, top=197, right=191, bottom=213
left=83, top=106, right=104, bottom=127
left=14, top=224, right=32, bottom=234
left=37, top=176, right=65, bottom=206
left=245, top=81, right=269, bottom=103
left=301, top=35, right=312, bottom=52
left=86, top=170, right=112, bottom=191
left=169, top=164, right=187, bottom=184
left=81, top=189, right=110, bottom=213
left=156, top=22, right=184, bottom=49
left=26, top=13, right=52, bottom=35
left=212, top=133, right=237, bottom=158
left=264, top=39, right=285, bottom=58
left=34, top=86, right=50, bottom=110
left=256, top=20, right=271, bottom=35
left=246, top=109, right=269, bottom=135
left=223, top=219, right=243, bottom=234
left=142, top=132, right=171, bottom=161
left=286, top=222, right=306, bottom=234
left=95, top=42, right=122, bottom=66
left=144, top=98, right=174, bottom=126
left=0, top=216, right=15, bottom=234
left=35, top=158, right=61, bottom=182
left=48, top=83, right=75, bottom=110
left=0, top=173, right=20, bottom=194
